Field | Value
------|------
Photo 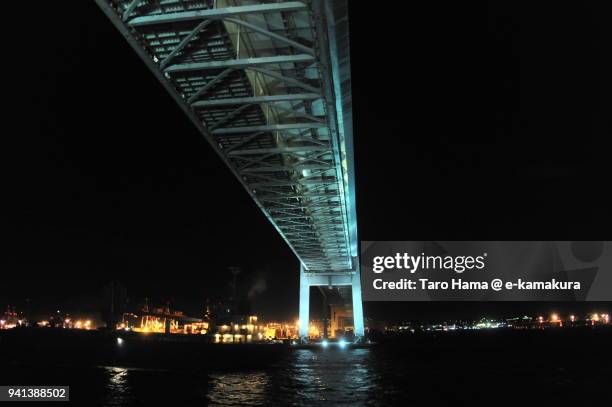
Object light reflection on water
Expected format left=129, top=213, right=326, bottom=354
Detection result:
left=98, top=349, right=378, bottom=406
left=204, top=349, right=377, bottom=406
left=289, top=349, right=376, bottom=405
left=4, top=343, right=610, bottom=406
left=207, top=371, right=269, bottom=406
left=104, top=367, right=131, bottom=406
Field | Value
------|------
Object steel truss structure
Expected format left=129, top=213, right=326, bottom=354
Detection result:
left=96, top=0, right=363, bottom=336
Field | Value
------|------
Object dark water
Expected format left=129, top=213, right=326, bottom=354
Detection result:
left=3, top=339, right=611, bottom=406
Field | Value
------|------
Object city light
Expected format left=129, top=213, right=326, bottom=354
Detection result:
left=116, top=337, right=124, bottom=346
left=3, top=300, right=609, bottom=346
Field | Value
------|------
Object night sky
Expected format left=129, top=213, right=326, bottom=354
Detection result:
left=3, top=1, right=611, bottom=321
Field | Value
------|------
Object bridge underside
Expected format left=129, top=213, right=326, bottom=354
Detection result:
left=96, top=0, right=362, bottom=337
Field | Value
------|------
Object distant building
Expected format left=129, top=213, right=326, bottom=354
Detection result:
left=119, top=303, right=208, bottom=334
left=0, top=306, right=26, bottom=329
left=330, top=304, right=354, bottom=338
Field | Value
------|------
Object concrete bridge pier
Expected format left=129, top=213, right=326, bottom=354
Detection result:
left=299, top=263, right=364, bottom=342
left=299, top=263, right=311, bottom=341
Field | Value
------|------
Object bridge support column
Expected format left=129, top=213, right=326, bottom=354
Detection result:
left=299, top=263, right=310, bottom=341
left=351, top=265, right=365, bottom=338
left=298, top=264, right=364, bottom=341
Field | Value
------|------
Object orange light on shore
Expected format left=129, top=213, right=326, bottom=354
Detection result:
left=551, top=314, right=559, bottom=322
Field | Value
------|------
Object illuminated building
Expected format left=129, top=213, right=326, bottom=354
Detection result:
left=474, top=319, right=502, bottom=329
left=0, top=306, right=26, bottom=330
left=330, top=304, right=355, bottom=338
left=63, top=318, right=94, bottom=330
left=213, top=315, right=277, bottom=343
left=208, top=316, right=333, bottom=343
left=119, top=304, right=208, bottom=334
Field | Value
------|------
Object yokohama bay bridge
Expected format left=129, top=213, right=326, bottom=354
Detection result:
left=95, top=0, right=363, bottom=340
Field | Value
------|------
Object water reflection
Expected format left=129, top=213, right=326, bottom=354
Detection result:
left=288, top=349, right=376, bottom=405
left=207, top=371, right=269, bottom=406
left=7, top=342, right=605, bottom=406
left=205, top=349, right=377, bottom=406
left=3, top=351, right=380, bottom=406
left=104, top=367, right=131, bottom=406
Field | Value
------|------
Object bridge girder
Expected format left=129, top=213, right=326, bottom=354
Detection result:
left=96, top=0, right=362, bottom=336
